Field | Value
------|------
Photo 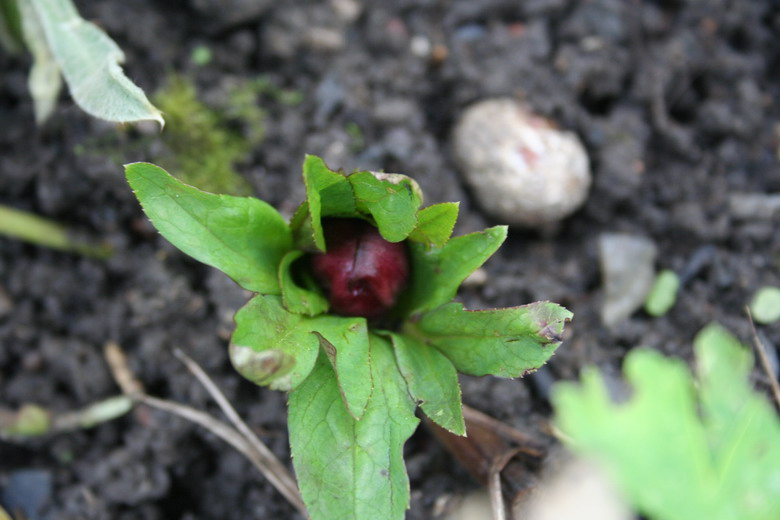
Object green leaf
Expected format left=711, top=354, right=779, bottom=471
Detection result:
left=389, top=333, right=465, bottom=435
left=407, top=202, right=459, bottom=247
left=401, top=226, right=508, bottom=315
left=288, top=334, right=419, bottom=520
left=126, top=162, right=292, bottom=294
left=26, top=0, right=163, bottom=126
left=316, top=316, right=372, bottom=420
left=644, top=269, right=680, bottom=317
left=300, top=155, right=356, bottom=251
left=349, top=170, right=421, bottom=243
left=18, top=0, right=62, bottom=124
left=229, top=295, right=321, bottom=391
left=278, top=250, right=329, bottom=316
left=289, top=201, right=316, bottom=251
left=749, top=286, right=780, bottom=325
left=553, top=324, right=780, bottom=520
left=408, top=301, right=571, bottom=378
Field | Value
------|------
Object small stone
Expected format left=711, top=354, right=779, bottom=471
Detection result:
left=599, top=233, right=657, bottom=328
left=431, top=43, right=449, bottom=64
left=374, top=98, right=418, bottom=125
left=304, top=27, right=346, bottom=52
left=515, top=455, right=631, bottom=520
left=1, top=469, right=53, bottom=520
left=330, top=0, right=362, bottom=23
left=189, top=0, right=272, bottom=28
left=462, top=268, right=488, bottom=288
left=729, top=193, right=780, bottom=220
left=0, top=285, right=12, bottom=317
left=443, top=490, right=492, bottom=520
left=410, top=35, right=431, bottom=57
left=452, top=98, right=591, bottom=227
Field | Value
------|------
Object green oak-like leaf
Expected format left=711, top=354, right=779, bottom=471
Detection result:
left=278, top=250, right=329, bottom=316
left=230, top=295, right=321, bottom=391
left=316, top=316, right=372, bottom=420
left=126, top=162, right=291, bottom=294
left=553, top=324, right=780, bottom=520
left=408, top=301, right=571, bottom=378
left=300, top=155, right=356, bottom=251
left=26, top=0, right=162, bottom=126
left=289, top=334, right=419, bottom=520
left=694, top=323, right=780, bottom=517
left=389, top=333, right=465, bottom=435
left=401, top=226, right=507, bottom=315
left=407, top=202, right=459, bottom=247
left=349, top=170, right=421, bottom=243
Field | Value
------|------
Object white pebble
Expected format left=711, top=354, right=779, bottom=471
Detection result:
left=452, top=98, right=591, bottom=227
left=410, top=35, right=431, bottom=57
left=599, top=233, right=657, bottom=328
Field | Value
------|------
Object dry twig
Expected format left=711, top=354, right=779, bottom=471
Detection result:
left=172, top=348, right=304, bottom=511
left=488, top=448, right=524, bottom=520
left=103, top=342, right=307, bottom=517
left=746, top=307, right=780, bottom=408
left=463, top=405, right=545, bottom=454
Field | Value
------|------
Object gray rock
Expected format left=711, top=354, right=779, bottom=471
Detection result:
left=304, top=27, right=346, bottom=53
left=373, top=98, right=418, bottom=125
left=0, top=285, right=12, bottom=318
left=729, top=193, right=780, bottom=220
left=599, top=233, right=657, bottom=328
left=189, top=0, right=272, bottom=29
left=1, top=469, right=52, bottom=520
left=452, top=98, right=591, bottom=227
left=330, top=0, right=362, bottom=23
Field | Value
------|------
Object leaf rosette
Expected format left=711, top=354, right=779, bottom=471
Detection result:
left=125, top=156, right=572, bottom=520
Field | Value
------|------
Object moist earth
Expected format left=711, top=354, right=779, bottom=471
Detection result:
left=1, top=1, right=779, bottom=518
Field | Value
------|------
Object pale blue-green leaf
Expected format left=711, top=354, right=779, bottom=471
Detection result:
left=126, top=162, right=292, bottom=294
left=18, top=0, right=62, bottom=124
left=29, top=0, right=163, bottom=126
left=389, top=333, right=465, bottom=435
left=288, top=334, right=419, bottom=520
left=408, top=301, right=571, bottom=378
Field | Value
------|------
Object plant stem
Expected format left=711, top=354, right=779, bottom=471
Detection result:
left=0, top=204, right=112, bottom=258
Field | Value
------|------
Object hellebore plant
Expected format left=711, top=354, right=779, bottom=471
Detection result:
left=125, top=155, right=572, bottom=520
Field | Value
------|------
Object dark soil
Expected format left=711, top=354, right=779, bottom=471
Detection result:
left=2, top=1, right=779, bottom=518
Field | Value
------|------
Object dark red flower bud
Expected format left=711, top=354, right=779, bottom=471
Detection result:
left=310, top=218, right=409, bottom=319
